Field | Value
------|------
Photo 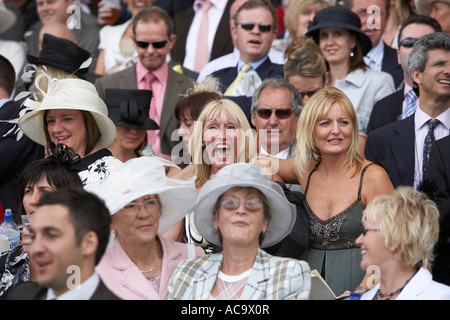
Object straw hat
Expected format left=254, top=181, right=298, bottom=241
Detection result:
left=191, top=163, right=296, bottom=248
left=305, top=6, right=372, bottom=56
left=415, top=0, right=450, bottom=15
left=85, top=156, right=198, bottom=234
left=0, top=0, right=16, bottom=34
left=18, top=76, right=117, bottom=150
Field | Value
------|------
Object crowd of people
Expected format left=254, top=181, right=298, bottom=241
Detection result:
left=0, top=0, right=449, bottom=301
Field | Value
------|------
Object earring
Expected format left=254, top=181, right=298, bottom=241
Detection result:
left=350, top=51, right=354, bottom=58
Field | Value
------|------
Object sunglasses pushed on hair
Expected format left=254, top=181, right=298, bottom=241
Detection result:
left=238, top=22, right=273, bottom=33
left=256, top=108, right=293, bottom=119
left=135, top=40, right=168, bottom=49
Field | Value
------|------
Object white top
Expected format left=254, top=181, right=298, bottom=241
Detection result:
left=335, top=68, right=395, bottom=131
left=364, top=39, right=384, bottom=72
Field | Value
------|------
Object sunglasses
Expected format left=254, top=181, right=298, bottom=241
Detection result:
left=135, top=40, right=168, bottom=49
left=256, top=108, right=293, bottom=119
left=399, top=37, right=418, bottom=48
left=298, top=88, right=320, bottom=99
left=362, top=228, right=379, bottom=236
left=238, top=22, right=273, bottom=33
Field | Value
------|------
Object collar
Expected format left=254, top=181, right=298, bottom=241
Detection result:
left=193, top=0, right=226, bottom=12
left=340, top=68, right=366, bottom=88
left=259, top=144, right=290, bottom=159
left=415, top=104, right=450, bottom=132
left=0, top=98, right=11, bottom=108
left=136, top=60, right=169, bottom=85
left=46, top=272, right=100, bottom=300
left=237, top=56, right=268, bottom=73
left=365, top=40, right=384, bottom=66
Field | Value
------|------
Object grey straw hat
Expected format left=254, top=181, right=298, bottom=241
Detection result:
left=305, top=6, right=372, bottom=56
left=191, top=163, right=296, bottom=248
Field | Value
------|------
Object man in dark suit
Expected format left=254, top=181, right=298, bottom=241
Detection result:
left=95, top=6, right=194, bottom=159
left=428, top=135, right=450, bottom=286
left=210, top=0, right=283, bottom=97
left=345, top=0, right=403, bottom=88
left=6, top=189, right=120, bottom=300
left=366, top=14, right=442, bottom=133
left=171, top=0, right=234, bottom=74
left=365, top=32, right=450, bottom=189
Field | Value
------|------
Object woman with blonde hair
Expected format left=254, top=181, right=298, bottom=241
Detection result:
left=357, top=186, right=450, bottom=300
left=257, top=87, right=394, bottom=295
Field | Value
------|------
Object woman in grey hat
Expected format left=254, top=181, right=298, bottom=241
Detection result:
left=305, top=6, right=396, bottom=131
left=168, top=163, right=311, bottom=300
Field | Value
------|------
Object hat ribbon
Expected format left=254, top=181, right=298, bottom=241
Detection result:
left=120, top=100, right=140, bottom=124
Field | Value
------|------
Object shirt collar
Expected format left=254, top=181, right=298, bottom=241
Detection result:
left=365, top=40, right=384, bottom=65
left=237, top=56, right=268, bottom=73
left=136, top=60, right=169, bottom=84
left=46, top=272, right=100, bottom=300
left=415, top=104, right=450, bottom=132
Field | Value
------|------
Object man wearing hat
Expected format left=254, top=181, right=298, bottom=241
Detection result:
left=94, top=6, right=194, bottom=161
left=344, top=0, right=404, bottom=89
left=415, top=0, right=450, bottom=33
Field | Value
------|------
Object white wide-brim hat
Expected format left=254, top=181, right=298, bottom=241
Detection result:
left=415, top=0, right=450, bottom=15
left=85, top=156, right=198, bottom=234
left=0, top=0, right=16, bottom=34
left=18, top=75, right=117, bottom=150
left=191, top=163, right=296, bottom=248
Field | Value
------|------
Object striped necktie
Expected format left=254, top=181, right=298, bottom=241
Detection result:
left=403, top=89, right=417, bottom=118
left=224, top=64, right=251, bottom=96
left=422, top=119, right=439, bottom=181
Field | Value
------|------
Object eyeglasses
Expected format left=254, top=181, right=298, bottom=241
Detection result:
left=298, top=88, right=320, bottom=99
left=123, top=198, right=161, bottom=214
left=135, top=40, right=168, bottom=49
left=238, top=22, right=273, bottom=33
left=255, top=108, right=294, bottom=119
left=399, top=37, right=418, bottom=48
left=362, top=228, right=379, bottom=236
left=221, top=199, right=263, bottom=211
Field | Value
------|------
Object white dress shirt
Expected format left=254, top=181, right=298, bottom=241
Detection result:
left=46, top=272, right=100, bottom=300
left=364, top=39, right=384, bottom=72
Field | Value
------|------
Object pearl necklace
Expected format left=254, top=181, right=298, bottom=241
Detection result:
left=140, top=257, right=160, bottom=274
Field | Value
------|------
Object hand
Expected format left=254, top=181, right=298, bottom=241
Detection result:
left=97, top=1, right=119, bottom=25
left=251, top=154, right=274, bottom=181
left=20, top=228, right=32, bottom=254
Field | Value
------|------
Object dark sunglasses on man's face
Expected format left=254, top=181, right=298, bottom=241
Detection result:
left=135, top=40, right=168, bottom=49
left=238, top=22, right=273, bottom=33
left=399, top=37, right=418, bottom=48
left=256, top=108, right=293, bottom=119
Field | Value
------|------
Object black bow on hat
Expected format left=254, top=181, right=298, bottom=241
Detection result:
left=106, top=88, right=159, bottom=131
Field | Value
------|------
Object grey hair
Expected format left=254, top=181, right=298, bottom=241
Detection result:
left=408, top=32, right=450, bottom=86
left=251, top=77, right=303, bottom=115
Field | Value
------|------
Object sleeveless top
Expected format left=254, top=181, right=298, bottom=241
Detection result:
left=303, top=163, right=373, bottom=250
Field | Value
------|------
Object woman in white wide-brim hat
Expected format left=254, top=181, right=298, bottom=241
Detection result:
left=17, top=73, right=122, bottom=186
left=168, top=163, right=311, bottom=300
left=85, top=156, right=204, bottom=300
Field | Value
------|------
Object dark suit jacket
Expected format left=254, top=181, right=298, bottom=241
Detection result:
left=6, top=279, right=120, bottom=300
left=365, top=115, right=415, bottom=188
left=382, top=43, right=403, bottom=89
left=94, top=63, right=194, bottom=155
left=211, top=57, right=284, bottom=94
left=171, top=0, right=234, bottom=66
left=428, top=135, right=450, bottom=285
left=366, top=86, right=404, bottom=134
left=154, top=0, right=195, bottom=18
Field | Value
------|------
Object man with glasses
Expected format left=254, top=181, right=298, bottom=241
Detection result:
left=367, top=14, right=442, bottom=133
left=94, top=6, right=194, bottom=161
left=209, top=0, right=283, bottom=98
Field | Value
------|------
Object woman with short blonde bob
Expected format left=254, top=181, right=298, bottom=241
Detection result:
left=357, top=187, right=450, bottom=300
left=260, top=87, right=394, bottom=295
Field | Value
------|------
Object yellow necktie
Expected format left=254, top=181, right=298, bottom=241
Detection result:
left=224, top=64, right=251, bottom=96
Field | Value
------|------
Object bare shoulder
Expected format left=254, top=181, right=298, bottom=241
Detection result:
left=361, top=160, right=394, bottom=204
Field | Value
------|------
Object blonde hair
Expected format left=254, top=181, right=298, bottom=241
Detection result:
left=284, top=0, right=330, bottom=40
left=294, top=87, right=363, bottom=178
left=284, top=36, right=327, bottom=81
left=362, top=187, right=439, bottom=271
left=189, top=99, right=256, bottom=188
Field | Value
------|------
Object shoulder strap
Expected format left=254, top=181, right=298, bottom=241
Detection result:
left=357, top=163, right=375, bottom=200
left=304, top=162, right=321, bottom=196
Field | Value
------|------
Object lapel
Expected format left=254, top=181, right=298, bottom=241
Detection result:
left=389, top=115, right=415, bottom=186
left=121, top=65, right=138, bottom=89
left=159, top=68, right=184, bottom=134
left=397, top=268, right=430, bottom=299
left=240, top=249, right=270, bottom=300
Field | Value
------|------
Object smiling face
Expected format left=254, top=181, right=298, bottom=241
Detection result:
left=112, top=195, right=161, bottom=247
left=319, top=27, right=356, bottom=66
left=313, top=102, right=353, bottom=156
left=36, top=0, right=72, bottom=25
left=234, top=6, right=276, bottom=63
left=29, top=204, right=83, bottom=295
left=45, top=109, right=88, bottom=156
left=214, top=187, right=268, bottom=248
left=203, top=111, right=241, bottom=174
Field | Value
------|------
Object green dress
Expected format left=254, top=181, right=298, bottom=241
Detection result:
left=301, top=163, right=373, bottom=296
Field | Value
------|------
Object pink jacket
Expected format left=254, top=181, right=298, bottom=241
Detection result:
left=96, top=235, right=204, bottom=300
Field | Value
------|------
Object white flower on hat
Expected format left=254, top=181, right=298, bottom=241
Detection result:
left=113, top=177, right=133, bottom=195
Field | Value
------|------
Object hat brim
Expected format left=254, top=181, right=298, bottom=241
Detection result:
left=115, top=118, right=160, bottom=131
left=0, top=9, right=16, bottom=34
left=306, top=22, right=372, bottom=56
left=18, top=103, right=117, bottom=150
left=192, top=178, right=296, bottom=248
left=26, top=54, right=90, bottom=79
